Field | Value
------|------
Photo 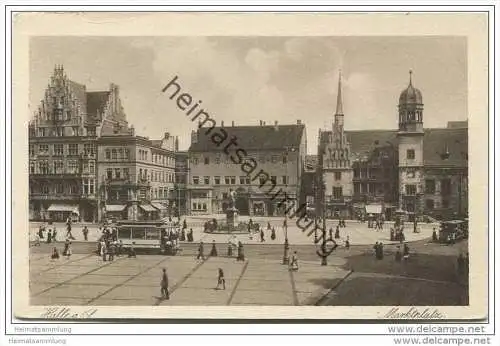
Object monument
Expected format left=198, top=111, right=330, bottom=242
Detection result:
left=226, top=188, right=239, bottom=229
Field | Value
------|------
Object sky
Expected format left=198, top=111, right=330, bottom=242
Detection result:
left=29, top=36, right=467, bottom=153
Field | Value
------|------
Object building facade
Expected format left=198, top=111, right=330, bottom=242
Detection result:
left=29, top=66, right=179, bottom=223
left=187, top=121, right=307, bottom=216
left=317, top=71, right=468, bottom=220
left=28, top=66, right=128, bottom=222
left=97, top=132, right=177, bottom=221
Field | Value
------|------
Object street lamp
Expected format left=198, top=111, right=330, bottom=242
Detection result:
left=282, top=218, right=289, bottom=264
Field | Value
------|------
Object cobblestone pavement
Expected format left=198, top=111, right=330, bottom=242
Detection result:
left=29, top=253, right=351, bottom=306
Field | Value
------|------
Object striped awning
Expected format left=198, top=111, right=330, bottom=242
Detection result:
left=366, top=204, right=383, bottom=214
left=105, top=205, right=126, bottom=212
left=139, top=204, right=157, bottom=212
left=47, top=204, right=79, bottom=214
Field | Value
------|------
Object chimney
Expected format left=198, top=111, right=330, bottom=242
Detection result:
left=164, top=132, right=170, bottom=140
left=274, top=121, right=279, bottom=131
left=297, top=120, right=302, bottom=125
left=191, top=130, right=198, bottom=144
left=232, top=121, right=235, bottom=127
left=175, top=136, right=179, bottom=151
left=221, top=121, right=224, bottom=127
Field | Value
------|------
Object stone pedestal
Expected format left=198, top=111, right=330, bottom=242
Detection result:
left=226, top=207, right=239, bottom=229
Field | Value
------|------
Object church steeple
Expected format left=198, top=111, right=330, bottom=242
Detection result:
left=335, top=70, right=344, bottom=116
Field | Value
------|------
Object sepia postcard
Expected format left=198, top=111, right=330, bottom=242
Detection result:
left=10, top=11, right=489, bottom=320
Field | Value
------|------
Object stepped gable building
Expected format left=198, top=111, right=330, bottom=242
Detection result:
left=28, top=65, right=130, bottom=222
left=188, top=120, right=307, bottom=216
left=29, top=66, right=179, bottom=223
left=318, top=71, right=468, bottom=221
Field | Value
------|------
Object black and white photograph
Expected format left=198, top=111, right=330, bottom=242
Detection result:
left=8, top=11, right=490, bottom=324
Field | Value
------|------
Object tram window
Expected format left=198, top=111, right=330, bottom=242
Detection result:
left=118, top=228, right=131, bottom=239
left=145, top=228, right=160, bottom=240
left=131, top=228, right=146, bottom=239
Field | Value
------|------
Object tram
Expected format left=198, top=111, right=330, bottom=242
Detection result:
left=116, top=220, right=180, bottom=254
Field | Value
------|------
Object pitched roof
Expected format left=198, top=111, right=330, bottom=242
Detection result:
left=189, top=124, right=305, bottom=152
left=320, top=127, right=468, bottom=168
left=423, top=127, right=467, bottom=167
left=86, top=91, right=110, bottom=119
left=68, top=81, right=87, bottom=112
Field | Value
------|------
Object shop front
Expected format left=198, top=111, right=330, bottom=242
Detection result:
left=47, top=204, right=80, bottom=222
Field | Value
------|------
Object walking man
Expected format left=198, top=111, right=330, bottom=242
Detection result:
left=160, top=268, right=170, bottom=300
left=82, top=226, right=89, bottom=241
left=216, top=268, right=226, bottom=290
left=197, top=241, right=205, bottom=260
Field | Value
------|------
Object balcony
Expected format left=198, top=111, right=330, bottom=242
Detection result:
left=30, top=173, right=81, bottom=179
left=103, top=177, right=151, bottom=187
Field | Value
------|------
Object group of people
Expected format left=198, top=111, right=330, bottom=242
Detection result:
left=96, top=227, right=128, bottom=261
left=50, top=238, right=73, bottom=260
left=34, top=224, right=58, bottom=245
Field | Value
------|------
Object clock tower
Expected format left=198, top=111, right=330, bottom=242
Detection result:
left=397, top=70, right=424, bottom=218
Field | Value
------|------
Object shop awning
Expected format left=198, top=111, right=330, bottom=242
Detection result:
left=47, top=204, right=79, bottom=214
left=139, top=204, right=157, bottom=212
left=365, top=204, right=382, bottom=214
left=151, top=202, right=166, bottom=210
left=105, top=204, right=126, bottom=212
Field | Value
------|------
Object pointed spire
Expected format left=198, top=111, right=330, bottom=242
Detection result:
left=409, top=69, right=413, bottom=86
left=335, top=70, right=343, bottom=115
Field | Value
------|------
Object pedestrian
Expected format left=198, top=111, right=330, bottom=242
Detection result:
left=395, top=246, right=402, bottom=262
left=187, top=228, right=194, bottom=242
left=63, top=239, right=70, bottom=255
left=66, top=222, right=74, bottom=240
left=197, top=241, right=205, bottom=260
left=101, top=240, right=107, bottom=261
left=378, top=243, right=384, bottom=260
left=46, top=229, right=52, bottom=244
left=267, top=222, right=271, bottom=230
left=227, top=241, right=233, bottom=257
left=38, top=225, right=44, bottom=240
left=290, top=251, right=299, bottom=271
left=108, top=241, right=116, bottom=261
left=118, top=240, right=123, bottom=256
left=128, top=242, right=137, bottom=258
left=271, top=227, right=276, bottom=241
left=180, top=228, right=186, bottom=241
left=82, top=226, right=89, bottom=241
left=260, top=228, right=265, bottom=242
left=432, top=228, right=438, bottom=242
left=237, top=241, right=245, bottom=261
left=51, top=247, right=60, bottom=260
left=403, top=243, right=410, bottom=260
left=335, top=227, right=340, bottom=239
left=373, top=242, right=379, bottom=257
left=65, top=242, right=72, bottom=259
left=210, top=240, right=218, bottom=256
left=345, top=236, right=350, bottom=249
left=183, top=219, right=187, bottom=230
left=160, top=268, right=170, bottom=300
left=52, top=227, right=58, bottom=242
left=216, top=268, right=226, bottom=290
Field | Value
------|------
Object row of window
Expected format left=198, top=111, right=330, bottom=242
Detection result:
left=425, top=179, right=452, bottom=195
left=30, top=160, right=81, bottom=175
left=353, top=168, right=393, bottom=179
left=30, top=179, right=95, bottom=195
left=105, top=148, right=131, bottom=161
left=192, top=202, right=208, bottom=211
left=192, top=155, right=289, bottom=165
left=31, top=143, right=96, bottom=157
left=192, top=175, right=289, bottom=186
left=31, top=126, right=96, bottom=138
left=135, top=149, right=175, bottom=166
left=152, top=187, right=175, bottom=199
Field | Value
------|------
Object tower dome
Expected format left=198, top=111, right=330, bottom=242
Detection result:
left=399, top=70, right=423, bottom=105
